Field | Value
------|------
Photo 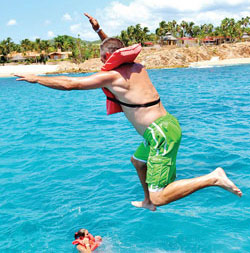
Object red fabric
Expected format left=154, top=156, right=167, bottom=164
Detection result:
left=101, top=43, right=142, bottom=71
left=101, top=44, right=142, bottom=115
left=88, top=233, right=95, bottom=241
left=72, top=233, right=102, bottom=251
left=102, top=87, right=122, bottom=115
left=72, top=238, right=85, bottom=247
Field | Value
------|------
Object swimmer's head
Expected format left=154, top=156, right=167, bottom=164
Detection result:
left=74, top=228, right=89, bottom=239
left=100, top=37, right=124, bottom=63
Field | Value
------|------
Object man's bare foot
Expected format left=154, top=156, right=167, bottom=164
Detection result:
left=212, top=167, right=242, bottom=197
left=131, top=200, right=156, bottom=211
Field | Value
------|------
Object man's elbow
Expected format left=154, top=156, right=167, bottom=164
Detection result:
left=65, top=79, right=85, bottom=90
left=63, top=80, right=76, bottom=91
left=64, top=85, right=73, bottom=91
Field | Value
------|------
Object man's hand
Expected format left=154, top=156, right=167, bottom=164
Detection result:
left=84, top=12, right=108, bottom=41
left=84, top=13, right=100, bottom=31
left=15, top=74, right=38, bottom=83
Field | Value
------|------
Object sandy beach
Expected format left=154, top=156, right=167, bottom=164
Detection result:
left=1, top=57, right=249, bottom=78
left=189, top=57, right=250, bottom=68
left=0, top=64, right=60, bottom=78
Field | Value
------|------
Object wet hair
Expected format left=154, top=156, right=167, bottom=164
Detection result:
left=100, top=37, right=125, bottom=60
left=74, top=229, right=86, bottom=239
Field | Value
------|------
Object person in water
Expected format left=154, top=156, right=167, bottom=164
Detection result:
left=73, top=229, right=102, bottom=253
left=15, top=13, right=242, bottom=211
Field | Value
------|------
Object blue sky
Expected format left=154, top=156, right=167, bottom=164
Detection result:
left=1, top=0, right=250, bottom=42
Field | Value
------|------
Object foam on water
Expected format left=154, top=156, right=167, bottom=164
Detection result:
left=0, top=64, right=249, bottom=252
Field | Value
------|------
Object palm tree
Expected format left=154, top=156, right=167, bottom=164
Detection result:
left=156, top=21, right=167, bottom=44
left=240, top=17, right=249, bottom=29
left=172, top=20, right=177, bottom=34
left=141, top=26, right=150, bottom=45
left=127, top=25, right=136, bottom=44
left=175, top=24, right=182, bottom=38
left=235, top=21, right=243, bottom=39
left=40, top=40, right=51, bottom=54
left=200, top=24, right=213, bottom=38
left=213, top=26, right=221, bottom=36
left=120, top=30, right=130, bottom=46
left=53, top=35, right=64, bottom=50
left=34, top=38, right=42, bottom=53
left=3, top=37, right=16, bottom=53
left=186, top=22, right=195, bottom=37
left=180, top=20, right=188, bottom=37
left=20, top=39, right=33, bottom=52
left=133, top=24, right=143, bottom=44
left=120, top=24, right=150, bottom=45
left=155, top=27, right=165, bottom=37
left=0, top=37, right=17, bottom=64
left=220, top=18, right=231, bottom=38
left=159, top=21, right=167, bottom=30
left=192, top=25, right=201, bottom=37
left=0, top=42, right=7, bottom=64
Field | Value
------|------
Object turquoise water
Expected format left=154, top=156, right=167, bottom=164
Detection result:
left=0, top=65, right=249, bottom=252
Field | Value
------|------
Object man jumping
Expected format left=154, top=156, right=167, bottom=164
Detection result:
left=15, top=13, right=242, bottom=211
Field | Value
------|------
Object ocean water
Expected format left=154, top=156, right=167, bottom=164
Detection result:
left=0, top=64, right=249, bottom=253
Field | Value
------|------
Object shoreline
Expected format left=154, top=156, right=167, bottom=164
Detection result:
left=189, top=57, right=250, bottom=68
left=0, top=57, right=250, bottom=78
left=1, top=41, right=250, bottom=77
left=0, top=64, right=60, bottom=78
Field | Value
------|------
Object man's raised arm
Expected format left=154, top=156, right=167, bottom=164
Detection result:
left=84, top=13, right=108, bottom=41
left=15, top=72, right=116, bottom=90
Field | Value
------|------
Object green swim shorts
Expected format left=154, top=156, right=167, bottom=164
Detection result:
left=133, top=113, right=182, bottom=192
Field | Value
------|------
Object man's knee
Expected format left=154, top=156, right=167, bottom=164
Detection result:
left=149, top=192, right=166, bottom=206
left=131, top=156, right=146, bottom=169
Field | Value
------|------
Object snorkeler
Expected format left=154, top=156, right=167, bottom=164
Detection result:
left=15, top=13, right=242, bottom=211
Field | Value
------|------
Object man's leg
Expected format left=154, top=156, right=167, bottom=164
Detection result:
left=149, top=167, right=242, bottom=206
left=130, top=156, right=156, bottom=211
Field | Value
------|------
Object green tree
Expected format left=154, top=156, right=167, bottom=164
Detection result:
left=20, top=39, right=33, bottom=52
left=156, top=20, right=168, bottom=44
left=119, top=24, right=150, bottom=46
left=120, top=30, right=130, bottom=46
left=0, top=37, right=17, bottom=64
left=40, top=40, right=52, bottom=53
left=186, top=22, right=195, bottom=37
left=53, top=35, right=76, bottom=52
left=192, top=25, right=201, bottom=37
left=180, top=20, right=188, bottom=37
left=34, top=38, right=42, bottom=53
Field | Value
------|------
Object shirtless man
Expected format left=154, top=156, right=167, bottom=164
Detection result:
left=15, top=14, right=242, bottom=211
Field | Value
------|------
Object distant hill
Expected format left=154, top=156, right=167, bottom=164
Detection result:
left=83, top=39, right=102, bottom=44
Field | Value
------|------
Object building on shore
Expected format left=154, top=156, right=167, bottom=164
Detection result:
left=9, top=54, right=26, bottom=62
left=201, top=36, right=231, bottom=45
left=242, top=32, right=250, bottom=42
left=144, top=41, right=154, bottom=47
left=7, top=51, right=41, bottom=63
left=178, top=37, right=198, bottom=47
left=163, top=32, right=178, bottom=46
left=48, top=49, right=72, bottom=60
left=5, top=49, right=72, bottom=63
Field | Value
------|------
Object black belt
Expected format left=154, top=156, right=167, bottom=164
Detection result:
left=107, top=97, right=161, bottom=108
